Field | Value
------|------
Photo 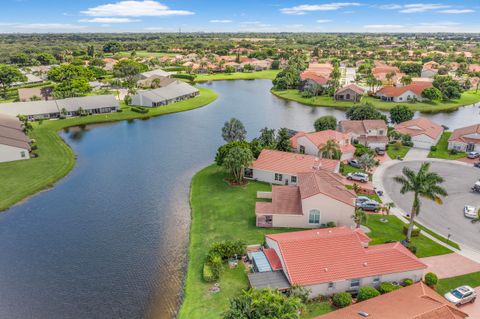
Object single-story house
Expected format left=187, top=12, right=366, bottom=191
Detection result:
left=131, top=81, right=199, bottom=107
left=376, top=82, right=433, bottom=102
left=255, top=170, right=356, bottom=228
left=394, top=117, right=444, bottom=149
left=317, top=282, right=468, bottom=319
left=421, top=61, right=440, bottom=78
left=300, top=71, right=329, bottom=87
left=18, top=87, right=53, bottom=102
left=245, top=149, right=340, bottom=185
left=249, top=227, right=426, bottom=298
left=0, top=95, right=119, bottom=121
left=137, top=75, right=176, bottom=89
left=139, top=68, right=171, bottom=79
left=333, top=84, right=364, bottom=102
left=338, top=119, right=388, bottom=149
left=13, top=72, right=44, bottom=87
left=0, top=114, right=31, bottom=163
left=448, top=124, right=480, bottom=152
left=290, top=130, right=355, bottom=161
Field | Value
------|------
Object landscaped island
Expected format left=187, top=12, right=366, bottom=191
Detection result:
left=0, top=86, right=217, bottom=211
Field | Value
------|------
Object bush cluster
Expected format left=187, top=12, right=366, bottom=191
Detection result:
left=378, top=282, right=401, bottom=294
left=332, top=292, right=352, bottom=308
left=131, top=107, right=149, bottom=114
left=425, top=272, right=438, bottom=288
left=357, top=286, right=380, bottom=302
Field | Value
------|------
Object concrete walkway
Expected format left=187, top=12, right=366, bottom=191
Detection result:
left=421, top=253, right=480, bottom=279
left=403, top=147, right=429, bottom=160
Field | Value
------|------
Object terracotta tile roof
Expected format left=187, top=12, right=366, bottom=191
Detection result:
left=256, top=186, right=303, bottom=215
left=449, top=124, right=480, bottom=144
left=316, top=282, right=467, bottom=319
left=469, top=64, right=480, bottom=73
left=422, top=61, right=440, bottom=70
left=0, top=114, right=30, bottom=150
left=377, top=82, right=432, bottom=97
left=263, top=248, right=283, bottom=271
left=358, top=135, right=389, bottom=144
left=266, top=227, right=427, bottom=286
left=290, top=130, right=354, bottom=155
left=339, top=120, right=387, bottom=135
left=335, top=84, right=364, bottom=95
left=251, top=149, right=339, bottom=174
left=395, top=117, right=443, bottom=139
left=300, top=71, right=329, bottom=85
left=297, top=171, right=356, bottom=206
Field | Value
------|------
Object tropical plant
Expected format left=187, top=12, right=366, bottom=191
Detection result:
left=393, top=163, right=447, bottom=242
left=357, top=286, right=380, bottom=302
left=352, top=208, right=368, bottom=228
left=332, top=292, right=352, bottom=308
left=222, top=146, right=253, bottom=184
left=0, top=64, right=27, bottom=97
left=221, top=118, right=247, bottom=143
left=314, top=115, right=337, bottom=131
left=424, top=272, right=438, bottom=288
left=275, top=128, right=293, bottom=152
left=389, top=105, right=414, bottom=124
left=319, top=139, right=340, bottom=159
left=357, top=153, right=376, bottom=172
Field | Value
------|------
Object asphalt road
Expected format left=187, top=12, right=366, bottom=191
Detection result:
left=382, top=161, right=480, bottom=250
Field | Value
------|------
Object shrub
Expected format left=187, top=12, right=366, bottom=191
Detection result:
left=202, top=263, right=216, bottom=282
left=402, top=278, right=414, bottom=286
left=430, top=145, right=437, bottom=152
left=378, top=282, right=400, bottom=294
left=425, top=272, right=438, bottom=288
left=332, top=292, right=352, bottom=308
left=357, top=286, right=380, bottom=302
left=208, top=240, right=246, bottom=261
left=208, top=254, right=223, bottom=278
left=402, top=225, right=420, bottom=237
left=449, top=149, right=459, bottom=155
left=325, top=221, right=336, bottom=228
left=131, top=107, right=149, bottom=114
left=172, top=73, right=196, bottom=81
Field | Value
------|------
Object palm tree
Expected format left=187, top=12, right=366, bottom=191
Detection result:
left=400, top=75, right=412, bottom=86
left=352, top=208, right=368, bottom=228
left=358, top=153, right=376, bottom=173
left=319, top=139, right=340, bottom=159
left=393, top=163, right=447, bottom=242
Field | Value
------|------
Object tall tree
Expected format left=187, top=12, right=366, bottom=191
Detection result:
left=352, top=208, right=368, bottom=228
left=0, top=64, right=26, bottom=98
left=113, top=60, right=147, bottom=87
left=258, top=127, right=276, bottom=148
left=222, top=146, right=253, bottom=184
left=314, top=115, right=337, bottom=131
left=222, top=118, right=247, bottom=143
left=393, top=163, right=447, bottom=242
left=389, top=105, right=414, bottom=124
left=319, top=139, right=340, bottom=159
left=275, top=128, right=292, bottom=152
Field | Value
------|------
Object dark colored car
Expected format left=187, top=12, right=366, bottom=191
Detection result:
left=375, top=147, right=386, bottom=155
left=348, top=159, right=362, bottom=168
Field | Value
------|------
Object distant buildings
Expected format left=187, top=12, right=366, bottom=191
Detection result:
left=131, top=80, right=199, bottom=107
left=0, top=114, right=31, bottom=163
left=376, top=82, right=433, bottom=103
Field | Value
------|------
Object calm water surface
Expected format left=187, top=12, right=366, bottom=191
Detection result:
left=0, top=80, right=478, bottom=319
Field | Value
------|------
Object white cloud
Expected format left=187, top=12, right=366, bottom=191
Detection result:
left=378, top=4, right=402, bottom=10
left=364, top=24, right=404, bottom=29
left=280, top=2, right=360, bottom=15
left=316, top=19, right=332, bottom=23
left=438, top=9, right=474, bottom=14
left=399, top=3, right=450, bottom=13
left=79, top=17, right=139, bottom=23
left=14, top=23, right=87, bottom=30
left=81, top=0, right=194, bottom=17
left=209, top=20, right=233, bottom=23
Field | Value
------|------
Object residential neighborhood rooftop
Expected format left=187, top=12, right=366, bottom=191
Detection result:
left=395, top=117, right=444, bottom=139
left=449, top=124, right=480, bottom=144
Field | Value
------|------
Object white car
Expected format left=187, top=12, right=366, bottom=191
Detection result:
left=444, top=286, right=477, bottom=306
left=467, top=151, right=480, bottom=159
left=346, top=172, right=369, bottom=183
left=464, top=205, right=478, bottom=219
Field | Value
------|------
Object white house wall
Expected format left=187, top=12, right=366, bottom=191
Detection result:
left=0, top=144, right=29, bottom=163
left=251, top=169, right=298, bottom=185
left=448, top=141, right=480, bottom=152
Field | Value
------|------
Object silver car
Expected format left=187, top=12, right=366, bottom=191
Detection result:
left=464, top=205, right=478, bottom=219
left=444, top=286, right=477, bottom=306
left=347, top=172, right=369, bottom=183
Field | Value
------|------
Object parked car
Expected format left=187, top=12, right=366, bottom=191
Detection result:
left=472, top=181, right=480, bottom=193
left=375, top=147, right=385, bottom=155
left=474, top=161, right=480, bottom=168
left=348, top=159, right=362, bottom=168
left=444, top=286, right=477, bottom=306
left=467, top=151, right=480, bottom=159
left=357, top=200, right=381, bottom=211
left=464, top=205, right=478, bottom=219
left=347, top=172, right=369, bottom=183
left=356, top=196, right=370, bottom=205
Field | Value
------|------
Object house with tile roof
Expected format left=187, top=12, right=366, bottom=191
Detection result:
left=245, top=149, right=340, bottom=186
left=448, top=124, right=480, bottom=153
left=0, top=114, right=31, bottom=163
left=257, top=227, right=427, bottom=298
left=376, top=82, right=433, bottom=102
left=255, top=171, right=356, bottom=228
left=338, top=120, right=388, bottom=150
left=333, top=84, right=364, bottom=102
left=394, top=117, right=444, bottom=149
left=290, top=130, right=355, bottom=161
left=317, top=282, right=468, bottom=319
left=421, top=61, right=440, bottom=78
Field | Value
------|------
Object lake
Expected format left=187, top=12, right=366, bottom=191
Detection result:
left=0, top=79, right=478, bottom=319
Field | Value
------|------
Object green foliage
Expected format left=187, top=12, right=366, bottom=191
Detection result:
left=172, top=73, right=197, bottom=81
left=223, top=289, right=304, bottom=319
left=276, top=128, right=293, bottom=152
left=399, top=63, right=422, bottom=76
left=103, top=41, right=122, bottom=54
left=222, top=118, right=247, bottom=143
left=433, top=76, right=462, bottom=100
left=389, top=105, right=414, bottom=124
left=113, top=59, right=148, bottom=86
left=354, top=144, right=375, bottom=157
left=207, top=240, right=246, bottom=261
left=402, top=278, right=413, bottom=286
left=346, top=104, right=387, bottom=122
left=215, top=141, right=251, bottom=166
left=35, top=52, right=56, bottom=65
left=0, top=64, right=26, bottom=97
left=332, top=292, right=352, bottom=308
left=378, top=282, right=400, bottom=294
left=257, top=127, right=276, bottom=149
left=425, top=272, right=438, bottom=288
left=223, top=146, right=254, bottom=183
left=53, top=78, right=92, bottom=99
left=314, top=115, right=337, bottom=131
left=272, top=65, right=301, bottom=90
left=402, top=225, right=421, bottom=237
left=202, top=263, right=216, bottom=282
left=48, top=64, right=94, bottom=82
left=286, top=285, right=311, bottom=304
left=421, top=87, right=443, bottom=101
left=131, top=106, right=149, bottom=114
left=357, top=286, right=380, bottom=302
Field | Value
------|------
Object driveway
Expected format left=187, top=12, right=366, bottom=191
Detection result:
left=403, top=148, right=429, bottom=160
left=458, top=287, right=480, bottom=318
left=382, top=161, right=480, bottom=250
left=421, top=253, right=480, bottom=279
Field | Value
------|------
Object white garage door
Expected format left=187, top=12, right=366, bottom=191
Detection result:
left=413, top=140, right=433, bottom=149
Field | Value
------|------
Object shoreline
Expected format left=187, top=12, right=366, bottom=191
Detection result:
left=0, top=86, right=218, bottom=212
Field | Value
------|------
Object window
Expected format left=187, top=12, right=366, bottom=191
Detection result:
left=299, top=145, right=305, bottom=154
left=399, top=97, right=403, bottom=101
left=373, top=276, right=380, bottom=285
left=328, top=282, right=335, bottom=289
left=350, top=279, right=361, bottom=288
left=291, top=176, right=297, bottom=183
left=275, top=173, right=283, bottom=181
left=20, top=151, right=26, bottom=158
left=309, top=209, right=320, bottom=224
left=379, top=130, right=384, bottom=135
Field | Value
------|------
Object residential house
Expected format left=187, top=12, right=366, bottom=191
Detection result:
left=448, top=124, right=480, bottom=152
left=248, top=227, right=426, bottom=298
left=317, top=282, right=468, bottom=319
left=131, top=80, right=199, bottom=107
left=0, top=95, right=119, bottom=121
left=18, top=87, right=53, bottom=102
left=137, top=75, right=176, bottom=89
left=245, top=149, right=340, bottom=185
left=290, top=130, right=355, bottom=161
left=102, top=58, right=118, bottom=71
left=421, top=61, right=440, bottom=78
left=469, top=64, right=480, bottom=73
left=338, top=120, right=388, bottom=149
left=394, top=117, right=444, bottom=149
left=13, top=72, right=43, bottom=87
left=0, top=114, right=31, bottom=163
left=333, top=84, right=364, bottom=102
left=376, top=82, right=433, bottom=102
left=372, top=63, right=404, bottom=84
left=139, top=68, right=171, bottom=79
left=255, top=171, right=356, bottom=228
left=300, top=71, right=329, bottom=87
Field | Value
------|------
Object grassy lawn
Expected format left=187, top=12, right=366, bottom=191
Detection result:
left=437, top=271, right=480, bottom=295
left=271, top=89, right=480, bottom=112
left=386, top=144, right=411, bottom=160
left=428, top=132, right=467, bottom=160
left=365, top=214, right=452, bottom=258
left=0, top=86, right=217, bottom=212
left=413, top=222, right=460, bottom=250
left=194, top=70, right=280, bottom=82
left=301, top=301, right=336, bottom=318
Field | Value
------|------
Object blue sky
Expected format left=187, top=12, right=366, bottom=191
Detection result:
left=1, top=0, right=479, bottom=33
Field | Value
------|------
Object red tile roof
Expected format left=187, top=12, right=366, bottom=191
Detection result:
left=251, top=150, right=339, bottom=174
left=317, top=282, right=468, bottom=319
left=297, top=171, right=356, bottom=206
left=377, top=82, right=432, bottom=97
left=449, top=124, right=480, bottom=144
left=335, top=84, right=364, bottom=95
left=255, top=186, right=303, bottom=215
left=290, top=130, right=355, bottom=155
left=266, top=227, right=427, bottom=286
left=339, top=120, right=387, bottom=135
left=395, top=117, right=443, bottom=139
left=469, top=64, right=480, bottom=73
left=263, top=248, right=283, bottom=271
left=300, top=71, right=329, bottom=85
